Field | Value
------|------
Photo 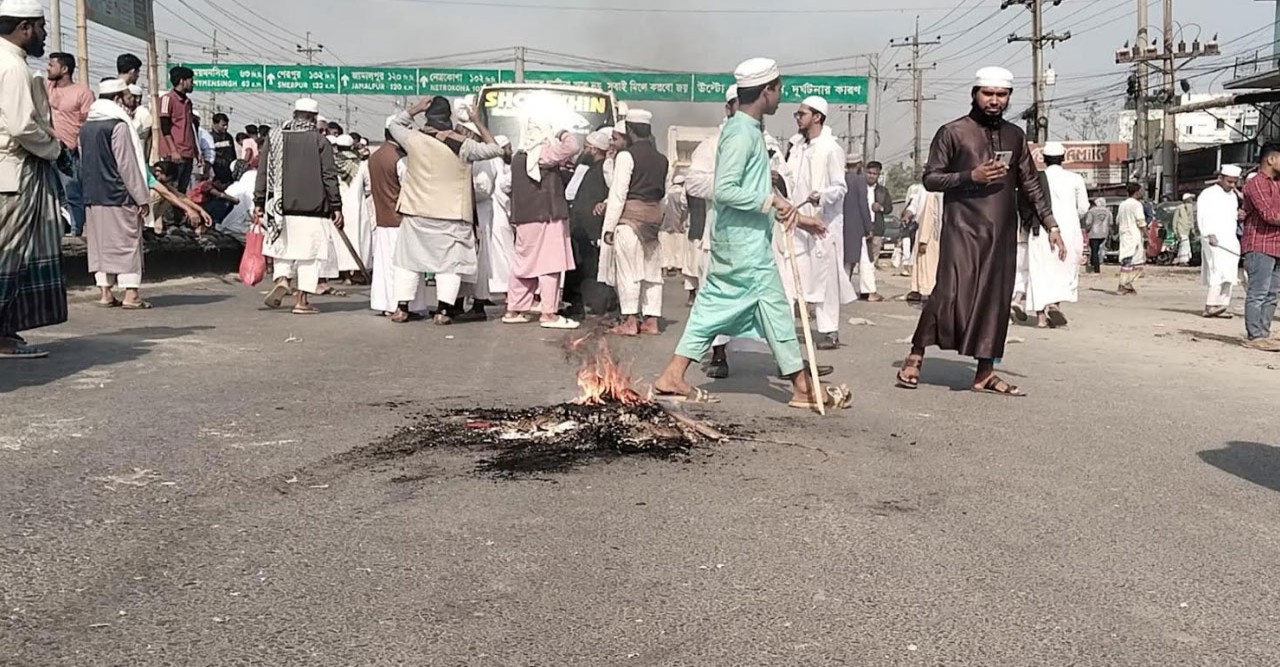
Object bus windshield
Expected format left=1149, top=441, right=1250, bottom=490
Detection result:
left=476, top=85, right=616, bottom=151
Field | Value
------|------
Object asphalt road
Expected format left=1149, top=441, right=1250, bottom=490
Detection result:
left=3, top=267, right=1280, bottom=666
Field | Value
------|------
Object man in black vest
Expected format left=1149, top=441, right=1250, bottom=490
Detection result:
left=601, top=109, right=669, bottom=336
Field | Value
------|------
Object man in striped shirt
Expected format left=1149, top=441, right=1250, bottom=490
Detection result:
left=1240, top=143, right=1280, bottom=350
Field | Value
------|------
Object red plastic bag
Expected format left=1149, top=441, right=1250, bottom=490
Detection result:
left=239, top=224, right=266, bottom=287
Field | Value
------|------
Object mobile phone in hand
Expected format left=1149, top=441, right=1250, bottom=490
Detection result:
left=994, top=150, right=1013, bottom=166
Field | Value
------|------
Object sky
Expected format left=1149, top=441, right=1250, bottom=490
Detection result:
left=52, top=0, right=1280, bottom=165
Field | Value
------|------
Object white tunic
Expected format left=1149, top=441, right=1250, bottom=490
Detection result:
left=1025, top=164, right=1089, bottom=311
left=1197, top=184, right=1241, bottom=287
left=1117, top=198, right=1146, bottom=263
left=335, top=162, right=371, bottom=272
left=488, top=160, right=515, bottom=294
left=779, top=127, right=853, bottom=305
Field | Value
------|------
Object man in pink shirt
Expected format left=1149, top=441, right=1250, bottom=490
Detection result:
left=45, top=52, right=92, bottom=235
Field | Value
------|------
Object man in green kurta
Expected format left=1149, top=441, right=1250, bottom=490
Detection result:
left=653, top=58, right=843, bottom=410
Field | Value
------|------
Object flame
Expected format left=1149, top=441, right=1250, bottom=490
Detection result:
left=574, top=337, right=645, bottom=406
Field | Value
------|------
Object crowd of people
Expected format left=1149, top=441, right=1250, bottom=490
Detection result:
left=4, top=0, right=1280, bottom=403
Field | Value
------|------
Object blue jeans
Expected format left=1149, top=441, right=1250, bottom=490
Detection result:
left=1243, top=251, right=1280, bottom=340
left=57, top=150, right=84, bottom=234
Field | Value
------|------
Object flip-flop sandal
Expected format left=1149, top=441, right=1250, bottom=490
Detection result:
left=973, top=375, right=1025, bottom=397
left=649, top=386, right=721, bottom=404
left=316, top=287, right=349, bottom=297
left=1203, top=308, right=1231, bottom=319
left=789, top=384, right=853, bottom=411
left=95, top=298, right=122, bottom=308
left=0, top=344, right=48, bottom=359
left=1010, top=303, right=1029, bottom=323
left=895, top=357, right=923, bottom=389
left=502, top=313, right=536, bottom=324
left=540, top=316, right=582, bottom=330
left=608, top=325, right=639, bottom=336
left=705, top=360, right=730, bottom=379
left=1046, top=308, right=1068, bottom=328
left=433, top=314, right=453, bottom=326
left=121, top=300, right=153, bottom=310
left=264, top=283, right=290, bottom=309
left=389, top=310, right=413, bottom=323
left=292, top=305, right=320, bottom=315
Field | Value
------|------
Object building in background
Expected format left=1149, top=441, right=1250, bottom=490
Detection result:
left=1118, top=95, right=1260, bottom=148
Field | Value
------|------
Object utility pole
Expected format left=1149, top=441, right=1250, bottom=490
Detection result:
left=202, top=30, right=230, bottom=114
left=50, top=0, right=61, bottom=52
left=339, top=96, right=358, bottom=130
left=1115, top=1, right=1218, bottom=197
left=296, top=31, right=324, bottom=64
left=891, top=18, right=939, bottom=174
left=75, top=0, right=88, bottom=76
left=1004, top=0, right=1071, bottom=144
left=514, top=46, right=526, bottom=83
left=864, top=52, right=880, bottom=162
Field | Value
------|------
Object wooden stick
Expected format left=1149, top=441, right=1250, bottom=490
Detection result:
left=783, top=229, right=825, bottom=415
left=331, top=219, right=370, bottom=277
left=658, top=404, right=728, bottom=441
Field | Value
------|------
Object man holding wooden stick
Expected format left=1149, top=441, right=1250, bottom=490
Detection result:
left=652, top=58, right=851, bottom=412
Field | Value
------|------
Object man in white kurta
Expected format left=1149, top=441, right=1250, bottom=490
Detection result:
left=333, top=134, right=371, bottom=277
left=1024, top=141, right=1088, bottom=327
left=1196, top=165, right=1242, bottom=318
left=1117, top=183, right=1147, bottom=294
left=783, top=95, right=852, bottom=349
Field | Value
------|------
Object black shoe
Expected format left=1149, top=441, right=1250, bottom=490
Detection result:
left=705, top=359, right=730, bottom=379
left=816, top=333, right=840, bottom=350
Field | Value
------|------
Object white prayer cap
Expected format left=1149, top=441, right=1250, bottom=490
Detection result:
left=586, top=129, right=611, bottom=151
left=800, top=95, right=828, bottom=117
left=0, top=0, right=44, bottom=18
left=294, top=98, right=320, bottom=114
left=974, top=66, right=1015, bottom=89
left=1220, top=164, right=1243, bottom=178
left=626, top=108, right=653, bottom=125
left=734, top=57, right=780, bottom=88
left=325, top=135, right=338, bottom=145
left=495, top=135, right=511, bottom=149
left=192, top=109, right=201, bottom=119
left=1182, top=193, right=1195, bottom=200
left=98, top=79, right=128, bottom=96
left=1042, top=141, right=1066, bottom=157
left=459, top=121, right=479, bottom=135
left=726, top=84, right=738, bottom=103
left=126, top=83, right=143, bottom=96
left=334, top=134, right=354, bottom=148
left=613, top=120, right=627, bottom=135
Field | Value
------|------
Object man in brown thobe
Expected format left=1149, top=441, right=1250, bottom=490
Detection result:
left=895, top=66, right=1063, bottom=396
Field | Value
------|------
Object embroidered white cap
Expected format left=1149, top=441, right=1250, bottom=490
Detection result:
left=626, top=108, right=653, bottom=125
left=734, top=58, right=780, bottom=88
left=0, top=0, right=44, bottom=18
left=334, top=134, right=354, bottom=148
left=1042, top=141, right=1066, bottom=157
left=98, top=79, right=128, bottom=96
left=726, top=84, right=738, bottom=103
left=1221, top=164, right=1243, bottom=178
left=800, top=95, right=828, bottom=117
left=127, top=83, right=143, bottom=96
left=294, top=98, right=320, bottom=114
left=586, top=129, right=611, bottom=151
left=974, top=66, right=1015, bottom=89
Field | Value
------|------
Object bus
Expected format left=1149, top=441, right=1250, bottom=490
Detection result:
left=474, top=83, right=618, bottom=152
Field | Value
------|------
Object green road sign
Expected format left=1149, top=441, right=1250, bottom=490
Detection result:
left=184, top=64, right=266, bottom=92
left=340, top=67, right=418, bottom=95
left=177, top=63, right=870, bottom=105
left=418, top=68, right=507, bottom=97
left=265, top=65, right=340, bottom=95
left=526, top=70, right=692, bottom=103
left=782, top=75, right=869, bottom=105
left=691, top=73, right=737, bottom=103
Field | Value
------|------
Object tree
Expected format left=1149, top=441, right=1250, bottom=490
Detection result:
left=1057, top=101, right=1116, bottom=142
left=883, top=162, right=917, bottom=200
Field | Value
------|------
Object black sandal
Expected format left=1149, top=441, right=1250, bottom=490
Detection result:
left=896, top=356, right=923, bottom=389
left=972, top=375, right=1025, bottom=397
